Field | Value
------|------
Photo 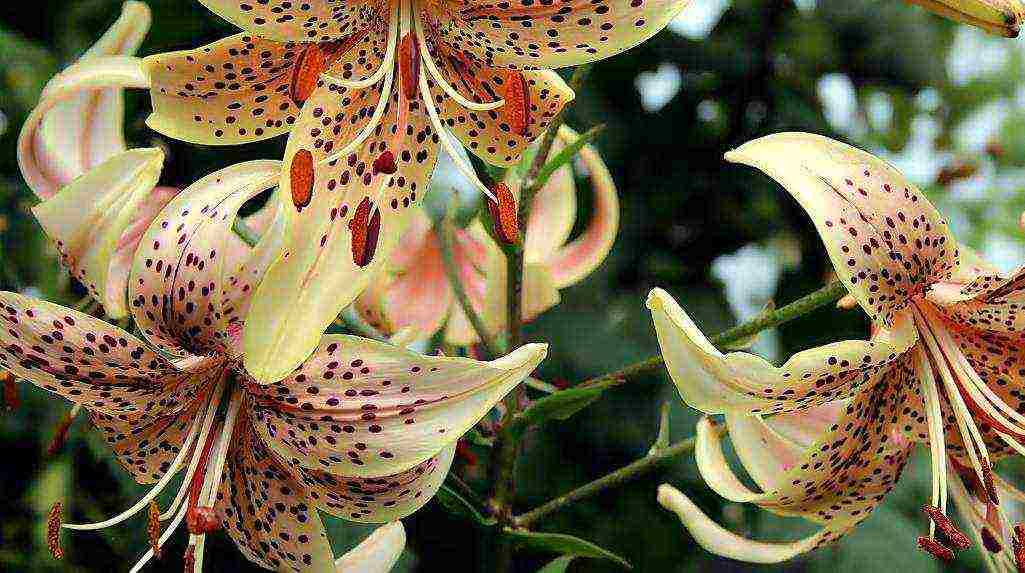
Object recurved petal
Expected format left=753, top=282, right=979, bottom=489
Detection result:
left=130, top=161, right=283, bottom=357
left=248, top=337, right=546, bottom=477
left=17, top=1, right=150, bottom=199
left=32, top=149, right=164, bottom=318
left=522, top=132, right=578, bottom=261
left=0, top=292, right=186, bottom=417
left=334, top=522, right=406, bottom=573
left=726, top=133, right=958, bottom=328
left=646, top=287, right=917, bottom=415
left=197, top=0, right=382, bottom=43
left=432, top=0, right=694, bottom=69
left=17, top=55, right=150, bottom=199
left=928, top=266, right=1025, bottom=336
left=294, top=444, right=455, bottom=523
left=905, top=0, right=1024, bottom=37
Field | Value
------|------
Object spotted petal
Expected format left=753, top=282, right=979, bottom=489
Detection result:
left=334, top=522, right=406, bottom=573
left=431, top=0, right=694, bottom=69
left=130, top=161, right=285, bottom=357
left=244, top=56, right=437, bottom=382
left=905, top=0, right=1024, bottom=37
left=725, top=133, right=958, bottom=328
left=197, top=0, right=382, bottom=43
left=646, top=287, right=918, bottom=415
left=248, top=336, right=546, bottom=477
left=17, top=1, right=150, bottom=199
left=32, top=149, right=165, bottom=318
left=0, top=292, right=187, bottom=417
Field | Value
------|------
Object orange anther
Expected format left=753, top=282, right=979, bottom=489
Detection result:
left=290, top=149, right=315, bottom=212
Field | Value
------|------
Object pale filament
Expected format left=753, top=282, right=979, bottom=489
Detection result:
left=321, top=6, right=400, bottom=90
left=915, top=346, right=948, bottom=538
left=128, top=500, right=189, bottom=573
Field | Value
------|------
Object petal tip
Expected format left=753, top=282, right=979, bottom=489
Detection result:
left=646, top=287, right=671, bottom=311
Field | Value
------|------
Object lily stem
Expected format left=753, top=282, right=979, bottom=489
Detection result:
left=438, top=216, right=504, bottom=359
left=513, top=437, right=696, bottom=528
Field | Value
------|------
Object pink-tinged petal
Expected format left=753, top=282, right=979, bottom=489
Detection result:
left=129, top=161, right=283, bottom=357
left=294, top=443, right=455, bottom=522
left=247, top=337, right=546, bottom=477
left=542, top=129, right=619, bottom=288
left=218, top=420, right=335, bottom=572
left=106, top=186, right=181, bottom=310
left=17, top=1, right=150, bottom=199
left=421, top=29, right=574, bottom=166
left=17, top=56, right=150, bottom=199
left=442, top=226, right=491, bottom=346
left=0, top=292, right=189, bottom=417
left=726, top=133, right=958, bottom=328
left=32, top=149, right=165, bottom=319
left=484, top=252, right=561, bottom=334
left=905, top=0, right=1024, bottom=37
left=334, top=522, right=405, bottom=573
left=197, top=0, right=382, bottom=43
left=431, top=0, right=694, bottom=69
left=522, top=134, right=578, bottom=261
left=646, top=288, right=918, bottom=415
left=244, top=51, right=437, bottom=383
left=928, top=266, right=1025, bottom=336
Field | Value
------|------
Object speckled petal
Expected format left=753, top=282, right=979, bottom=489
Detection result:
left=905, top=0, right=1024, bottom=37
left=217, top=419, right=336, bottom=573
left=334, top=522, right=405, bottom=573
left=928, top=266, right=1025, bottom=337
left=430, top=0, right=694, bottom=69
left=247, top=336, right=546, bottom=477
left=130, top=161, right=284, bottom=357
left=17, top=1, right=150, bottom=199
left=726, top=133, right=958, bottom=328
left=294, top=443, right=455, bottom=522
left=197, top=0, right=383, bottom=43
left=0, top=292, right=186, bottom=417
left=646, top=287, right=918, bottom=415
left=33, top=149, right=164, bottom=318
left=244, top=55, right=437, bottom=383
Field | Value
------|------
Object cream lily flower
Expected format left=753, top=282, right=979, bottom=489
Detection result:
left=648, top=132, right=1025, bottom=564
left=9, top=160, right=546, bottom=572
left=18, top=1, right=179, bottom=319
left=906, top=0, right=1025, bottom=37
left=355, top=127, right=619, bottom=345
left=334, top=522, right=407, bottom=573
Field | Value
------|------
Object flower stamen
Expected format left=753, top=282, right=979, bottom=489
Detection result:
left=917, top=536, right=955, bottom=561
left=147, top=501, right=161, bottom=559
left=412, top=13, right=505, bottom=112
left=46, top=404, right=80, bottom=457
left=982, top=526, right=1003, bottom=553
left=47, top=501, right=63, bottom=560
left=923, top=504, right=971, bottom=550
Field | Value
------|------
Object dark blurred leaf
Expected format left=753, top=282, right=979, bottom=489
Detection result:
left=510, top=386, right=606, bottom=439
left=434, top=484, right=497, bottom=527
left=505, top=529, right=632, bottom=570
left=537, top=555, right=577, bottom=573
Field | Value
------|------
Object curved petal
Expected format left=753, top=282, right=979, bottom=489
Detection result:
left=429, top=0, right=694, bottom=69
left=17, top=55, right=151, bottom=199
left=725, top=133, right=958, bottom=328
left=244, top=51, right=437, bottom=383
left=17, top=1, right=150, bottom=199
left=441, top=226, right=491, bottom=346
left=295, top=443, right=455, bottom=522
left=484, top=249, right=562, bottom=335
left=334, top=522, right=406, bottom=573
left=928, top=266, right=1025, bottom=336
left=247, top=337, right=546, bottom=477
left=543, top=132, right=619, bottom=288
left=0, top=292, right=189, bottom=417
left=522, top=134, right=578, bottom=261
left=646, top=287, right=918, bottom=415
left=905, top=0, right=1024, bottom=37
left=32, top=149, right=164, bottom=318
left=218, top=421, right=336, bottom=573
left=130, top=161, right=284, bottom=357
left=197, top=0, right=382, bottom=43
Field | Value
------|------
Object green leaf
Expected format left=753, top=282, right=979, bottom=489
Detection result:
left=505, top=529, right=632, bottom=570
left=530, top=124, right=606, bottom=192
left=509, top=385, right=605, bottom=439
left=434, top=484, right=497, bottom=527
left=537, top=555, right=577, bottom=573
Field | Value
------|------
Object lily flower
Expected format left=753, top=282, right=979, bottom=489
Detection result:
left=905, top=0, right=1025, bottom=37
left=946, top=456, right=1025, bottom=572
left=17, top=1, right=179, bottom=318
left=646, top=132, right=1025, bottom=564
left=6, top=160, right=546, bottom=571
left=355, top=127, right=619, bottom=345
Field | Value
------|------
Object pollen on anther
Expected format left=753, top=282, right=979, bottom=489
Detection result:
left=486, top=182, right=519, bottom=245
left=148, top=501, right=162, bottom=559
left=982, top=526, right=1003, bottom=553
left=503, top=70, right=530, bottom=136
left=290, top=149, right=315, bottom=212
left=47, top=501, right=63, bottom=560
left=917, top=536, right=954, bottom=561
left=922, top=504, right=970, bottom=550
left=399, top=33, right=420, bottom=101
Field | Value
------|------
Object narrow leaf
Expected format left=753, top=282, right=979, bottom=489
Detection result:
left=505, top=529, right=632, bottom=570
left=434, top=485, right=497, bottom=527
left=530, top=124, right=606, bottom=192
left=509, top=386, right=605, bottom=439
left=537, top=555, right=577, bottom=573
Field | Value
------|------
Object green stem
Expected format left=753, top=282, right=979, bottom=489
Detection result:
left=438, top=218, right=504, bottom=358
left=513, top=437, right=697, bottom=527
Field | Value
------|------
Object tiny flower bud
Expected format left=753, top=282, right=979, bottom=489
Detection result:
left=917, top=536, right=954, bottom=561
left=486, top=183, right=519, bottom=245
left=922, top=504, right=971, bottom=550
left=47, top=502, right=63, bottom=560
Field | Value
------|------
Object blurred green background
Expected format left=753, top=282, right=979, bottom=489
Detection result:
left=2, top=0, right=1025, bottom=571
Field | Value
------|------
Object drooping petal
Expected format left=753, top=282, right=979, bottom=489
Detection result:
left=928, top=266, right=1025, bottom=337
left=421, top=28, right=574, bottom=166
left=441, top=225, right=491, bottom=346
left=17, top=0, right=150, bottom=199
left=334, top=522, right=405, bottom=573
left=521, top=135, right=578, bottom=261
left=217, top=420, right=336, bottom=573
left=429, top=0, right=695, bottom=69
left=247, top=336, right=546, bottom=477
left=294, top=443, right=455, bottom=522
left=725, top=133, right=958, bottom=328
left=244, top=47, right=437, bottom=383
left=32, top=149, right=165, bottom=318
left=130, top=161, right=284, bottom=357
left=646, top=287, right=918, bottom=415
left=483, top=250, right=561, bottom=336
left=905, top=0, right=1024, bottom=37
left=0, top=292, right=189, bottom=417
left=541, top=131, right=619, bottom=288
left=197, top=0, right=382, bottom=43
left=17, top=56, right=150, bottom=199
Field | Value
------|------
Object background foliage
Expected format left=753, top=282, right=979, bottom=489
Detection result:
left=1, top=0, right=1024, bottom=571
